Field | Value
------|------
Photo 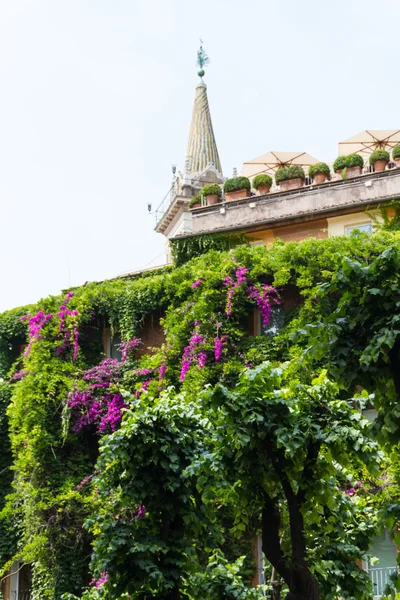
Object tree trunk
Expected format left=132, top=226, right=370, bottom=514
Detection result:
left=284, top=562, right=320, bottom=600
left=165, top=586, right=180, bottom=600
left=389, top=339, right=400, bottom=402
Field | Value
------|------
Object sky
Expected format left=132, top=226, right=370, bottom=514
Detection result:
left=1, top=0, right=400, bottom=312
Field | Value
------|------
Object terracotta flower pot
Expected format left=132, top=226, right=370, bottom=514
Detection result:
left=190, top=203, right=201, bottom=210
left=335, top=169, right=343, bottom=180
left=225, top=189, right=249, bottom=202
left=313, top=173, right=327, bottom=185
left=395, top=158, right=400, bottom=168
left=279, top=178, right=304, bottom=192
left=256, top=185, right=271, bottom=195
left=206, top=194, right=220, bottom=206
left=373, top=160, right=387, bottom=172
left=346, top=166, right=362, bottom=178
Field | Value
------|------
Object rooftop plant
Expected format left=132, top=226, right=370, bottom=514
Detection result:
left=393, top=145, right=400, bottom=160
left=346, top=153, right=364, bottom=168
left=200, top=183, right=222, bottom=198
left=252, top=174, right=272, bottom=190
left=275, top=165, right=305, bottom=184
left=369, top=149, right=390, bottom=165
left=308, top=162, right=330, bottom=179
left=189, top=193, right=202, bottom=208
left=333, top=156, right=347, bottom=172
left=223, top=176, right=251, bottom=193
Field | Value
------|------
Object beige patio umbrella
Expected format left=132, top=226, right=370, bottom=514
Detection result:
left=242, top=151, right=319, bottom=178
left=338, top=130, right=400, bottom=157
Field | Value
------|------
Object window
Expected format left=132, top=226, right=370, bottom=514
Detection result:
left=346, top=223, right=372, bottom=236
left=110, top=332, right=122, bottom=361
left=254, top=306, right=285, bottom=336
left=365, top=531, right=398, bottom=598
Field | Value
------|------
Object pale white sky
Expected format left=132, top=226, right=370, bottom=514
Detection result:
left=1, top=0, right=399, bottom=311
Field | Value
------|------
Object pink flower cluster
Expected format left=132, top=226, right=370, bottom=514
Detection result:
left=10, top=370, right=28, bottom=382
left=224, top=266, right=279, bottom=327
left=120, top=337, right=142, bottom=362
left=192, top=280, right=202, bottom=288
left=56, top=292, right=79, bottom=359
left=67, top=359, right=127, bottom=434
left=214, top=335, right=227, bottom=363
left=136, top=504, right=146, bottom=518
left=247, top=285, right=280, bottom=326
left=224, top=267, right=248, bottom=316
left=90, top=572, right=109, bottom=589
left=20, top=291, right=80, bottom=359
left=180, top=325, right=206, bottom=382
left=75, top=471, right=99, bottom=491
left=20, top=311, right=53, bottom=356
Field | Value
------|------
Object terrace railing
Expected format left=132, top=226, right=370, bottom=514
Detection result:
left=368, top=566, right=398, bottom=598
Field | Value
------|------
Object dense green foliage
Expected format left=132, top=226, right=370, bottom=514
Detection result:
left=223, top=177, right=251, bottom=193
left=393, top=145, right=400, bottom=160
left=308, top=162, right=330, bottom=179
left=252, top=174, right=272, bottom=190
left=189, top=194, right=201, bottom=208
left=275, top=166, right=305, bottom=184
left=346, top=153, right=364, bottom=168
left=333, top=156, right=347, bottom=172
left=170, top=232, right=248, bottom=267
left=200, top=183, right=222, bottom=198
left=369, top=150, right=390, bottom=165
left=1, top=232, right=400, bottom=600
left=334, top=154, right=364, bottom=173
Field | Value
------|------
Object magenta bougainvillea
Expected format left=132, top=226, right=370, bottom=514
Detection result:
left=90, top=572, right=109, bottom=589
left=180, top=325, right=206, bottom=382
left=224, top=266, right=279, bottom=325
left=20, top=291, right=80, bottom=359
left=247, top=284, right=280, bottom=326
left=120, top=337, right=142, bottom=362
left=67, top=358, right=126, bottom=434
left=20, top=311, right=53, bottom=356
left=224, top=266, right=248, bottom=316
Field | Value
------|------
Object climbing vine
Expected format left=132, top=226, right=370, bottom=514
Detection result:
left=0, top=231, right=399, bottom=599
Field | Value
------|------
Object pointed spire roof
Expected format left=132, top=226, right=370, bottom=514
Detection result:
left=186, top=46, right=222, bottom=179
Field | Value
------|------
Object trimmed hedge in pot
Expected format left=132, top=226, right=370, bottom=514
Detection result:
left=308, top=162, right=331, bottom=179
left=252, top=174, right=273, bottom=190
left=333, top=156, right=347, bottom=173
left=393, top=145, right=400, bottom=160
left=223, top=176, right=251, bottom=193
left=189, top=193, right=202, bottom=208
left=275, top=165, right=305, bottom=184
left=369, top=150, right=390, bottom=165
left=200, top=183, right=222, bottom=198
left=346, top=153, right=364, bottom=168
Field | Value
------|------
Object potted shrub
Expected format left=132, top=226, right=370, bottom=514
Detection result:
left=345, top=153, right=364, bottom=178
left=189, top=193, right=201, bottom=210
left=252, top=174, right=273, bottom=195
left=308, top=162, right=330, bottom=185
left=393, top=145, right=400, bottom=168
left=369, top=149, right=390, bottom=173
left=223, top=176, right=251, bottom=201
left=275, top=165, right=305, bottom=191
left=200, top=183, right=222, bottom=206
left=333, top=156, right=347, bottom=178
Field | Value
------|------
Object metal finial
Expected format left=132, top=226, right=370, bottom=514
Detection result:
left=197, top=41, right=210, bottom=79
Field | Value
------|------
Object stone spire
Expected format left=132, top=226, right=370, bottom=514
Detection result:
left=185, top=44, right=223, bottom=180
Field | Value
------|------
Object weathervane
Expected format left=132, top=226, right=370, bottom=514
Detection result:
left=197, top=40, right=210, bottom=80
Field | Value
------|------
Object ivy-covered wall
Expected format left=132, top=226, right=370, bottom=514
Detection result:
left=0, top=232, right=399, bottom=600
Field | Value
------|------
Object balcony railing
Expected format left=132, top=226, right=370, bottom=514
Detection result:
left=11, top=591, right=31, bottom=600
left=368, top=566, right=398, bottom=598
